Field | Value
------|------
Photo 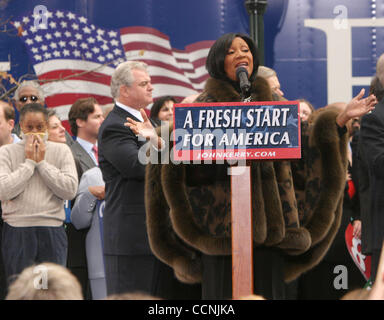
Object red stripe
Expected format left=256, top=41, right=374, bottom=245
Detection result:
left=191, top=57, right=207, bottom=68
left=120, top=26, right=169, bottom=41
left=151, top=76, right=194, bottom=90
left=184, top=40, right=214, bottom=52
left=140, top=59, right=186, bottom=76
left=123, top=42, right=172, bottom=55
left=38, top=70, right=111, bottom=86
left=45, top=93, right=113, bottom=108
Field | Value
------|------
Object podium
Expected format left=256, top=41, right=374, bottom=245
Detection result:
left=230, top=166, right=253, bottom=299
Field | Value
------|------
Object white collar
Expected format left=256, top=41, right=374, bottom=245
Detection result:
left=115, top=101, right=144, bottom=122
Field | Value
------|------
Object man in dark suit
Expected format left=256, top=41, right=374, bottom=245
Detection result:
left=67, top=97, right=104, bottom=299
left=98, top=61, right=163, bottom=296
left=359, top=54, right=384, bottom=281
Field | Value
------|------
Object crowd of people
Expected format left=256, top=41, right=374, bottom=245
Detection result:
left=0, top=32, right=383, bottom=301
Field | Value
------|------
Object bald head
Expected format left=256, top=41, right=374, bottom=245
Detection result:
left=376, top=53, right=384, bottom=86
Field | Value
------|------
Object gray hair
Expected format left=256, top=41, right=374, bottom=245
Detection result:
left=110, top=61, right=149, bottom=99
left=14, top=80, right=45, bottom=102
left=257, top=66, right=277, bottom=79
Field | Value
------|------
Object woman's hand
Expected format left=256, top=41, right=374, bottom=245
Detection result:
left=336, top=89, right=377, bottom=127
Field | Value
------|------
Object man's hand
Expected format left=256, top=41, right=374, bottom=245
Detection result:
left=352, top=220, right=361, bottom=239
left=336, top=89, right=377, bottom=127
left=124, top=108, right=163, bottom=149
left=88, top=185, right=105, bottom=200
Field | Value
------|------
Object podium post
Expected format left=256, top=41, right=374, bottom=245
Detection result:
left=230, top=165, right=253, bottom=299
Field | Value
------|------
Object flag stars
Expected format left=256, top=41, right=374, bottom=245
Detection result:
left=56, top=11, right=64, bottom=18
left=113, top=48, right=122, bottom=55
left=108, top=30, right=118, bottom=38
left=63, top=49, right=70, bottom=56
left=64, top=31, right=71, bottom=37
left=54, top=31, right=62, bottom=38
left=74, top=50, right=81, bottom=57
left=67, top=12, right=76, bottom=20
left=41, top=45, right=48, bottom=51
left=34, top=35, right=43, bottom=42
left=92, top=47, right=100, bottom=54
left=106, top=53, right=114, bottom=60
left=49, top=21, right=56, bottom=29
left=72, top=23, right=79, bottom=30
left=75, top=33, right=82, bottom=40
left=110, top=39, right=119, bottom=46
left=83, top=26, right=91, bottom=34
left=44, top=52, right=52, bottom=59
left=80, top=43, right=88, bottom=49
left=49, top=42, right=58, bottom=49
left=85, top=52, right=92, bottom=58
left=22, top=16, right=30, bottom=24
left=31, top=47, right=38, bottom=53
left=34, top=54, right=42, bottom=61
left=97, top=29, right=105, bottom=36
left=59, top=41, right=66, bottom=47
left=53, top=51, right=61, bottom=57
left=60, top=21, right=68, bottom=28
left=87, top=37, right=95, bottom=44
left=30, top=26, right=37, bottom=33
left=79, top=16, right=88, bottom=24
left=97, top=56, right=105, bottom=62
left=69, top=40, right=77, bottom=47
left=45, top=33, right=52, bottom=40
left=25, top=39, right=33, bottom=45
left=101, top=43, right=109, bottom=51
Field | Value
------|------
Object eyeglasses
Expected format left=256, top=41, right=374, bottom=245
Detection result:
left=19, top=95, right=39, bottom=103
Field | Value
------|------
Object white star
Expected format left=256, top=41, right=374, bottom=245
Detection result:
left=79, top=16, right=87, bottom=24
left=85, top=52, right=92, bottom=58
left=106, top=53, right=113, bottom=59
left=63, top=49, right=70, bottom=56
left=34, top=54, right=42, bottom=61
left=83, top=26, right=91, bottom=34
left=90, top=24, right=96, bottom=30
left=75, top=33, right=82, bottom=40
left=72, top=23, right=79, bottom=30
left=31, top=47, right=38, bottom=53
left=41, top=45, right=48, bottom=51
left=49, top=21, right=56, bottom=29
left=22, top=17, right=30, bottom=24
left=67, top=12, right=76, bottom=20
left=64, top=31, right=71, bottom=37
left=101, top=43, right=109, bottom=51
left=74, top=50, right=81, bottom=57
left=25, top=39, right=34, bottom=45
left=30, top=25, right=37, bottom=33
left=97, top=29, right=105, bottom=36
left=60, top=21, right=67, bottom=28
left=46, top=11, right=53, bottom=18
left=44, top=52, right=52, bottom=59
left=87, top=37, right=95, bottom=44
left=110, top=39, right=119, bottom=46
left=96, top=35, right=104, bottom=42
left=45, top=33, right=52, bottom=40
left=92, top=47, right=100, bottom=54
left=69, top=40, right=77, bottom=47
left=80, top=43, right=88, bottom=49
left=21, top=30, right=28, bottom=36
left=49, top=42, right=57, bottom=49
left=56, top=11, right=64, bottom=18
left=13, top=21, right=20, bottom=28
left=34, top=35, right=43, bottom=42
left=54, top=31, right=61, bottom=38
left=53, top=51, right=61, bottom=57
left=113, top=48, right=122, bottom=55
left=59, top=41, right=66, bottom=47
left=108, top=30, right=117, bottom=38
left=97, top=56, right=105, bottom=62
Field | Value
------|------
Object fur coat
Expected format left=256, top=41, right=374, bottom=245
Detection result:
left=145, top=76, right=348, bottom=283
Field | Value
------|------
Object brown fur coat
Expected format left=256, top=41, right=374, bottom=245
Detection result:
left=145, top=76, right=348, bottom=283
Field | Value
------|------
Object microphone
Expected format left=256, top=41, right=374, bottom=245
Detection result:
left=236, top=66, right=251, bottom=94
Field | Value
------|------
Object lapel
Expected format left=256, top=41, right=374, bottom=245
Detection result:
left=71, top=140, right=96, bottom=171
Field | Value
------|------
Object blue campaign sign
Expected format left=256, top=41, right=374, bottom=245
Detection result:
left=173, top=101, right=301, bottom=161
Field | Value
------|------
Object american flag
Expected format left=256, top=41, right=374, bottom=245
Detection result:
left=13, top=10, right=213, bottom=129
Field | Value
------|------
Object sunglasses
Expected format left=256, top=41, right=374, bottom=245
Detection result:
left=19, top=95, right=39, bottom=103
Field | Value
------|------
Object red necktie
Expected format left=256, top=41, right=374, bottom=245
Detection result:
left=92, top=145, right=98, bottom=164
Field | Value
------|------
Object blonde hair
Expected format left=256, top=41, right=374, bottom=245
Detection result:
left=257, top=66, right=277, bottom=79
left=6, top=263, right=83, bottom=300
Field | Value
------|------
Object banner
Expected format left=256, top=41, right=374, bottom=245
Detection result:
left=173, top=101, right=301, bottom=162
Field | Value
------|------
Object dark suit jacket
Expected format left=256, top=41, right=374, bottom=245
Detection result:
left=98, top=105, right=151, bottom=256
left=360, top=100, right=384, bottom=252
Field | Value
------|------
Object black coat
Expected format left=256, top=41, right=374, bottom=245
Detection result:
left=98, top=105, right=152, bottom=256
left=359, top=100, right=384, bottom=253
